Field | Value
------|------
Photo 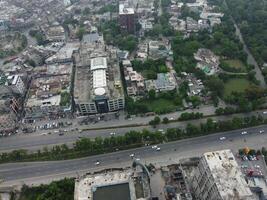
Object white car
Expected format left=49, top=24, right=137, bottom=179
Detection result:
left=156, top=147, right=161, bottom=151
left=130, top=154, right=135, bottom=158
left=241, top=131, right=248, bottom=135
left=95, top=161, right=100, bottom=165
left=152, top=145, right=158, bottom=149
left=170, top=117, right=174, bottom=120
left=220, top=137, right=226, bottom=140
left=158, top=129, right=164, bottom=132
left=110, top=132, right=116, bottom=136
left=135, top=158, right=140, bottom=161
left=260, top=130, right=265, bottom=134
left=263, top=111, right=267, bottom=114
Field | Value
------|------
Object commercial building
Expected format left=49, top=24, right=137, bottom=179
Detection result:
left=119, top=4, right=135, bottom=34
left=74, top=56, right=124, bottom=115
left=191, top=149, right=255, bottom=200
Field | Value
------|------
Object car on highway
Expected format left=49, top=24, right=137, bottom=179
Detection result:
left=260, top=130, right=265, bottom=134
left=152, top=145, right=157, bottom=149
left=219, top=137, right=226, bottom=140
left=110, top=132, right=116, bottom=136
left=135, top=158, right=140, bottom=161
left=95, top=161, right=100, bottom=165
left=130, top=154, right=135, bottom=158
left=156, top=147, right=161, bottom=151
left=59, top=133, right=64, bottom=136
left=263, top=111, right=267, bottom=114
left=241, top=131, right=248, bottom=135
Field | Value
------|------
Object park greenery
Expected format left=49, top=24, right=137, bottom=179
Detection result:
left=11, top=178, right=74, bottom=200
left=126, top=90, right=183, bottom=115
left=1, top=115, right=266, bottom=164
left=225, top=0, right=267, bottom=67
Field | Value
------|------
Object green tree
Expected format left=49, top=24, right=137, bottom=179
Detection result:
left=148, top=89, right=156, bottom=100
left=162, top=117, right=169, bottom=124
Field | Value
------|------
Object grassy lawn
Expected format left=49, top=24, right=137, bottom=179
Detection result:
left=224, top=78, right=251, bottom=97
left=223, top=59, right=246, bottom=70
left=141, top=98, right=176, bottom=114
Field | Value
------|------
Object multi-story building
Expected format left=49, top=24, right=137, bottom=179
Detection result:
left=191, top=149, right=256, bottom=200
left=24, top=64, right=73, bottom=121
left=123, top=60, right=145, bottom=96
left=119, top=4, right=135, bottom=34
left=45, top=25, right=66, bottom=43
left=74, top=56, right=124, bottom=115
left=6, top=75, right=25, bottom=94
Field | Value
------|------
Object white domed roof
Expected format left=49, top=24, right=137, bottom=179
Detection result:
left=94, top=87, right=106, bottom=96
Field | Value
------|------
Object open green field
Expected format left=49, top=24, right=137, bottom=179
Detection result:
left=223, top=59, right=246, bottom=70
left=141, top=98, right=176, bottom=114
left=223, top=78, right=251, bottom=97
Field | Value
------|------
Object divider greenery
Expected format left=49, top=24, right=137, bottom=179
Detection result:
left=1, top=115, right=266, bottom=164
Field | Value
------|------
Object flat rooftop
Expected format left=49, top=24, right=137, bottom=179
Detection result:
left=93, top=183, right=131, bottom=200
left=74, top=170, right=135, bottom=200
left=204, top=149, right=254, bottom=199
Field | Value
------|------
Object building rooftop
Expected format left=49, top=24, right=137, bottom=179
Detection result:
left=74, top=55, right=123, bottom=104
left=119, top=4, right=134, bottom=15
left=91, top=57, right=107, bottom=71
left=204, top=150, right=254, bottom=199
left=83, top=33, right=104, bottom=44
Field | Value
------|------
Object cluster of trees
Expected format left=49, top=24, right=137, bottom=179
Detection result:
left=96, top=4, right=118, bottom=14
left=149, top=116, right=161, bottom=127
left=0, top=33, right=27, bottom=58
left=145, top=0, right=175, bottom=38
left=60, top=92, right=71, bottom=107
left=131, top=58, right=168, bottom=79
left=224, top=85, right=266, bottom=112
left=179, top=112, right=203, bottom=121
left=1, top=115, right=266, bottom=164
left=99, top=20, right=138, bottom=52
left=29, top=29, right=47, bottom=45
left=226, top=0, right=267, bottom=66
left=181, top=5, right=200, bottom=20
left=12, top=178, right=74, bottom=200
left=172, top=13, right=247, bottom=74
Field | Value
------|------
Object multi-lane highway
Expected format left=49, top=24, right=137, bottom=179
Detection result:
left=0, top=112, right=261, bottom=152
left=1, top=125, right=267, bottom=186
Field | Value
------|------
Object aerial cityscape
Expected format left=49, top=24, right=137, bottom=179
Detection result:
left=0, top=0, right=267, bottom=199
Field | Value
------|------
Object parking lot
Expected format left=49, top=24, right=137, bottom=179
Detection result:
left=236, top=153, right=267, bottom=178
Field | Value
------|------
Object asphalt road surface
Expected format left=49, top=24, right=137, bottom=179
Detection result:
left=1, top=125, right=267, bottom=186
left=0, top=112, right=259, bottom=152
